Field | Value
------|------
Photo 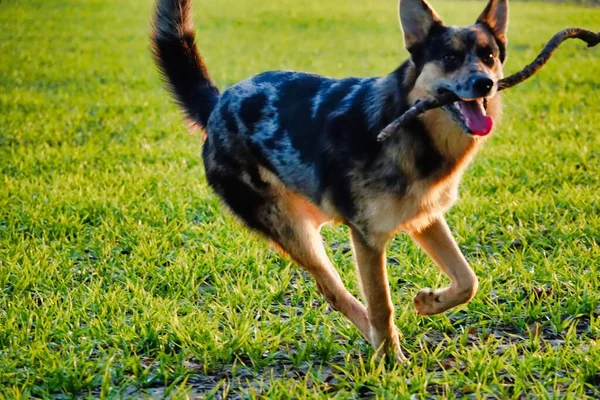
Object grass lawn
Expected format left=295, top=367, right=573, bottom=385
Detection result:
left=1, top=0, right=600, bottom=398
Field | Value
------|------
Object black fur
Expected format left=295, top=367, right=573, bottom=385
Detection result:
left=275, top=75, right=326, bottom=163
left=405, top=119, right=445, bottom=178
left=151, top=0, right=220, bottom=128
left=239, top=93, right=268, bottom=133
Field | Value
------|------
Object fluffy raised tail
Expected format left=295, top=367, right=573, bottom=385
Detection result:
left=151, top=0, right=220, bottom=129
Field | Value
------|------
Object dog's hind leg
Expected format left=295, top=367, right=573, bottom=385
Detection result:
left=409, top=216, right=479, bottom=316
left=206, top=167, right=371, bottom=340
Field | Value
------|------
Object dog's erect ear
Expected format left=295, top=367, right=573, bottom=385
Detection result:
left=477, top=0, right=509, bottom=43
left=399, top=0, right=443, bottom=51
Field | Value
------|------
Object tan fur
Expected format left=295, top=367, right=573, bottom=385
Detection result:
left=410, top=217, right=479, bottom=315
left=352, top=230, right=406, bottom=362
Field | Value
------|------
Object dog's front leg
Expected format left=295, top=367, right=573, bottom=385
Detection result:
left=410, top=216, right=478, bottom=316
left=351, top=230, right=407, bottom=363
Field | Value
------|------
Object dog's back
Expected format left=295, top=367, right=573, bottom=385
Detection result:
left=204, top=68, right=417, bottom=211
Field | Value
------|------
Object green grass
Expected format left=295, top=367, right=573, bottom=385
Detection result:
left=1, top=0, right=600, bottom=398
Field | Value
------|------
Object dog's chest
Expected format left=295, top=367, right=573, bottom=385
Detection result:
left=365, top=176, right=460, bottom=234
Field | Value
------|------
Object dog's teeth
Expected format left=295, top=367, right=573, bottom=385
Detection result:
left=476, top=99, right=487, bottom=116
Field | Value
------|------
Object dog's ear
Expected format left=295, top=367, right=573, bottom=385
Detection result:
left=477, top=0, right=509, bottom=44
left=399, top=0, right=443, bottom=51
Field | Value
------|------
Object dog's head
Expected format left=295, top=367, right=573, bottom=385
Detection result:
left=400, top=0, right=508, bottom=137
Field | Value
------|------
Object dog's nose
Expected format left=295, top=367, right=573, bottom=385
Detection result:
left=472, top=77, right=494, bottom=97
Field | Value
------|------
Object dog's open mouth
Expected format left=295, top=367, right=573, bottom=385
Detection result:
left=443, top=98, right=493, bottom=137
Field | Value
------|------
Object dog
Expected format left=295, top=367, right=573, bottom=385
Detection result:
left=151, top=0, right=508, bottom=362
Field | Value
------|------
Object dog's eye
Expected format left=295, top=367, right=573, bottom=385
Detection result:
left=443, top=53, right=457, bottom=63
left=442, top=52, right=462, bottom=70
left=480, top=51, right=495, bottom=67
left=441, top=52, right=464, bottom=71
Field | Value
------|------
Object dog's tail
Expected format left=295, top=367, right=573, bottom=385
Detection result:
left=151, top=0, right=219, bottom=129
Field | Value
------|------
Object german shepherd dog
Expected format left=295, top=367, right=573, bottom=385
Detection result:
left=151, top=0, right=509, bottom=362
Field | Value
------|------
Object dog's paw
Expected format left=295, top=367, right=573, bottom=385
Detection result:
left=413, top=288, right=444, bottom=316
left=374, top=343, right=409, bottom=365
left=392, top=350, right=409, bottom=364
left=369, top=326, right=408, bottom=364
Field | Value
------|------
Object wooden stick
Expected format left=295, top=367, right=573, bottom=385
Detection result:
left=377, top=28, right=600, bottom=142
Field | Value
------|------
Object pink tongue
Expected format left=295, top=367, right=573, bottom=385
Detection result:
left=458, top=101, right=494, bottom=136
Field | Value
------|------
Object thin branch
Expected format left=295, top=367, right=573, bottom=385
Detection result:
left=377, top=28, right=600, bottom=142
